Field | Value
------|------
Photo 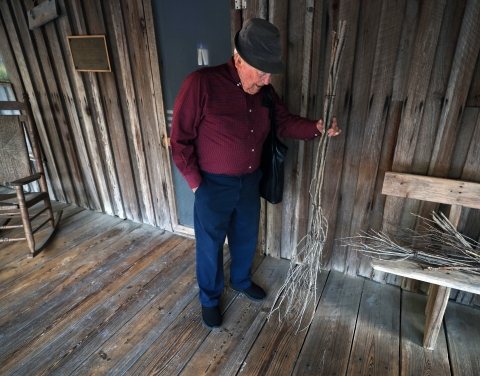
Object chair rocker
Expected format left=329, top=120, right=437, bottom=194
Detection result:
left=0, top=94, right=62, bottom=258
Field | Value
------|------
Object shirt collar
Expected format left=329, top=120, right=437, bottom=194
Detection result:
left=227, top=57, right=242, bottom=88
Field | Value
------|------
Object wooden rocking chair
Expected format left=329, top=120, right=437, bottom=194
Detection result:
left=0, top=94, right=62, bottom=258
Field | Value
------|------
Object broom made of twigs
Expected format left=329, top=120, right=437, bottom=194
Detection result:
left=342, top=211, right=480, bottom=274
left=267, top=21, right=347, bottom=333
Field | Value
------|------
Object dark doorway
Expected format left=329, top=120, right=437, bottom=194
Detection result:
left=153, top=0, right=232, bottom=227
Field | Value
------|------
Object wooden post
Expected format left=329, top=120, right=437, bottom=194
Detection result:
left=425, top=284, right=433, bottom=315
left=423, top=284, right=451, bottom=349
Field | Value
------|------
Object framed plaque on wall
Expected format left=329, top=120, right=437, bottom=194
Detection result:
left=67, top=35, right=111, bottom=72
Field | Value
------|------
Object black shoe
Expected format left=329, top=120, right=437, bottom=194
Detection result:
left=229, top=280, right=266, bottom=302
left=201, top=305, right=222, bottom=329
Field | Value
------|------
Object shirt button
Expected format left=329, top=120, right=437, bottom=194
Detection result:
left=251, top=130, right=253, bottom=132
left=252, top=149, right=254, bottom=152
left=315, top=134, right=318, bottom=136
left=249, top=166, right=252, bottom=169
left=249, top=109, right=252, bottom=112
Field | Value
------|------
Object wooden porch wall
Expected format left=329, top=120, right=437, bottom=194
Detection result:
left=1, top=0, right=480, bottom=304
left=237, top=0, right=480, bottom=304
left=0, top=0, right=176, bottom=231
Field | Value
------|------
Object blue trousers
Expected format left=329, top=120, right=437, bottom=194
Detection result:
left=194, top=169, right=262, bottom=307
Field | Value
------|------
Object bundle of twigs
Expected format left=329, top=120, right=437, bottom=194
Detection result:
left=268, top=21, right=347, bottom=333
left=343, top=211, right=480, bottom=273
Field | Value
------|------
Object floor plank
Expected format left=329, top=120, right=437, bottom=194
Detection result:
left=70, top=245, right=235, bottom=376
left=292, top=270, right=365, bottom=375
left=0, top=202, right=81, bottom=267
left=179, top=255, right=290, bottom=375
left=0, top=215, right=133, bottom=313
left=125, top=248, right=242, bottom=376
left=1, top=205, right=479, bottom=375
left=238, top=270, right=330, bottom=376
left=0, top=209, right=118, bottom=290
left=0, top=210, right=115, bottom=280
left=401, top=290, right=450, bottom=376
left=0, top=224, right=168, bottom=370
left=2, top=234, right=182, bottom=374
left=126, top=262, right=232, bottom=376
left=347, top=279, right=400, bottom=375
left=445, top=300, right=480, bottom=376
left=67, top=240, right=197, bottom=375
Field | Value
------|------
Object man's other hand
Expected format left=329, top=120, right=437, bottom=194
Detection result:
left=316, top=117, right=341, bottom=137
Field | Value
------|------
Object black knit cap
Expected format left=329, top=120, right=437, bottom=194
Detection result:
left=234, top=18, right=285, bottom=74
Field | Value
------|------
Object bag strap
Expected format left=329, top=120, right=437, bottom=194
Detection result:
left=261, top=85, right=276, bottom=134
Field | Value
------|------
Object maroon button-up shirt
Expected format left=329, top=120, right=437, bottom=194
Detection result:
left=170, top=58, right=319, bottom=189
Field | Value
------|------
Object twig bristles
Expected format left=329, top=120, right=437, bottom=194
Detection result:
left=342, top=211, right=480, bottom=274
left=268, top=21, right=348, bottom=334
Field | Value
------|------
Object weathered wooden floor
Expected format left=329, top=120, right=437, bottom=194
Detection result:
left=1, top=190, right=479, bottom=375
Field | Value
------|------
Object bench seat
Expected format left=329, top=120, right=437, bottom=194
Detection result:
left=372, top=259, right=480, bottom=295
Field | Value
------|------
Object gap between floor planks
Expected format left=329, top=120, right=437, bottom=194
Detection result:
left=2, top=206, right=480, bottom=375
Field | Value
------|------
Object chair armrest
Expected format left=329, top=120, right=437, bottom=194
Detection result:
left=0, top=101, right=26, bottom=111
left=10, top=173, right=43, bottom=186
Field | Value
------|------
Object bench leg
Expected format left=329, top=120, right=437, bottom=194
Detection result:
left=425, top=284, right=433, bottom=315
left=401, top=277, right=419, bottom=292
left=423, top=284, right=450, bottom=350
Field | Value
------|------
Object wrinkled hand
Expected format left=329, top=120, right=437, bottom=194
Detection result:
left=316, top=117, right=341, bottom=137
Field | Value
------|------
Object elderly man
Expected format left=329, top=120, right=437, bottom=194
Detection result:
left=170, top=18, right=341, bottom=329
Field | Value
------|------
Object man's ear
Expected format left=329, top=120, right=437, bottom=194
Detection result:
left=234, top=54, right=242, bottom=69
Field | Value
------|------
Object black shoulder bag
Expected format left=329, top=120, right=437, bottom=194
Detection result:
left=259, top=86, right=288, bottom=204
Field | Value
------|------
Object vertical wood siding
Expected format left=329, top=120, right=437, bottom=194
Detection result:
left=265, top=0, right=288, bottom=260
left=0, top=0, right=174, bottom=230
left=1, top=0, right=480, bottom=308
left=367, top=0, right=446, bottom=281
left=235, top=0, right=480, bottom=303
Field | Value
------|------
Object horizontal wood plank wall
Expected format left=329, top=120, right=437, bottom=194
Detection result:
left=2, top=0, right=480, bottom=306
left=0, top=0, right=174, bottom=229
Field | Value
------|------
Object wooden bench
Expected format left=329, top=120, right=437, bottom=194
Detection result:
left=371, top=172, right=480, bottom=350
